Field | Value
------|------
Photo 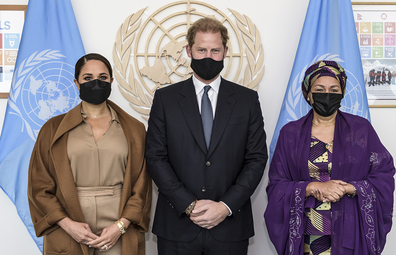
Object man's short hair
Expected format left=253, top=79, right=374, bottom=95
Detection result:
left=186, top=17, right=229, bottom=48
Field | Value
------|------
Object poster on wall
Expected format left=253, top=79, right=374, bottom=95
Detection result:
left=0, top=5, right=26, bottom=98
left=353, top=3, right=396, bottom=107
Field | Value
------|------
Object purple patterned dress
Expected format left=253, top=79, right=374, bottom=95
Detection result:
left=303, top=135, right=332, bottom=255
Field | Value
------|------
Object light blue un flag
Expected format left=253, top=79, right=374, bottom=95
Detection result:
left=0, top=0, right=84, bottom=251
left=270, top=0, right=370, bottom=159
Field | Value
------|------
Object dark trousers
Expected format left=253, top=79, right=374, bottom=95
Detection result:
left=157, top=229, right=248, bottom=255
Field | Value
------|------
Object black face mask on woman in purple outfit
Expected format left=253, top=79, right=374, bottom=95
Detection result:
left=311, top=93, right=343, bottom=117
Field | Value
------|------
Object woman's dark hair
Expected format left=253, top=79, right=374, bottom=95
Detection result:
left=74, top=53, right=113, bottom=80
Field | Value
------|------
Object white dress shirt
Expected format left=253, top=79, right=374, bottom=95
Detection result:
left=192, top=74, right=221, bottom=119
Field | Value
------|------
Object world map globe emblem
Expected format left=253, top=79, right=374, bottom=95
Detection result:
left=133, top=1, right=245, bottom=93
left=19, top=61, right=80, bottom=134
left=114, top=1, right=265, bottom=120
left=286, top=56, right=369, bottom=123
left=294, top=69, right=366, bottom=118
left=341, top=70, right=366, bottom=116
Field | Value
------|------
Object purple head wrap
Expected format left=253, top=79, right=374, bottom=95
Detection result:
left=302, top=60, right=347, bottom=104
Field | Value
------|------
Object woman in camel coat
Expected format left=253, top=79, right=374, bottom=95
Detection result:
left=28, top=53, right=151, bottom=255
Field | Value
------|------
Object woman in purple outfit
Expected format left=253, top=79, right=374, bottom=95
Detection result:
left=265, top=60, right=395, bottom=255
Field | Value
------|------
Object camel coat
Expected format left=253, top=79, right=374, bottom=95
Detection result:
left=28, top=100, right=152, bottom=255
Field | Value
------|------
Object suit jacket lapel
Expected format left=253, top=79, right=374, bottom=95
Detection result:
left=208, top=79, right=235, bottom=157
left=179, top=78, right=208, bottom=154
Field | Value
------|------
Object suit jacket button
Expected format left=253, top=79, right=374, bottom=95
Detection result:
left=202, top=187, right=206, bottom=192
left=206, top=161, right=211, bottom=166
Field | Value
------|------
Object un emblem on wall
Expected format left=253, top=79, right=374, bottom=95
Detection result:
left=8, top=50, right=80, bottom=140
left=113, top=1, right=265, bottom=120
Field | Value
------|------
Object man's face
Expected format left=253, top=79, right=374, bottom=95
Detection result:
left=186, top=31, right=228, bottom=61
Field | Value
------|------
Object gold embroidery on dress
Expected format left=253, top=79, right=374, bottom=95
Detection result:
left=309, top=209, right=324, bottom=232
left=308, top=161, right=320, bottom=180
left=311, top=140, right=319, bottom=147
left=313, top=151, right=328, bottom=163
left=316, top=202, right=331, bottom=210
left=328, top=162, right=332, bottom=177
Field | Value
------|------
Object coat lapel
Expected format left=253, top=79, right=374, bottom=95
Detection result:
left=107, top=101, right=145, bottom=216
left=208, top=79, right=235, bottom=157
left=178, top=78, right=208, bottom=154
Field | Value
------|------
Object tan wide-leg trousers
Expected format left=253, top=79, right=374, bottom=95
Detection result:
left=77, top=184, right=122, bottom=255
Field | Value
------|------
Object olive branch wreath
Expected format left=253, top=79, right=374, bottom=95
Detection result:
left=228, top=8, right=265, bottom=90
left=8, top=50, right=66, bottom=140
left=113, top=7, right=265, bottom=121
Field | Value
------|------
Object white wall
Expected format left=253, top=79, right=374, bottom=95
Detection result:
left=0, top=0, right=395, bottom=254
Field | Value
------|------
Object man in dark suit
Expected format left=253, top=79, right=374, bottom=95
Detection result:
left=145, top=17, right=268, bottom=255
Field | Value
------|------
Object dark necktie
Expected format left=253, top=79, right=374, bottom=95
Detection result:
left=201, top=85, right=213, bottom=149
